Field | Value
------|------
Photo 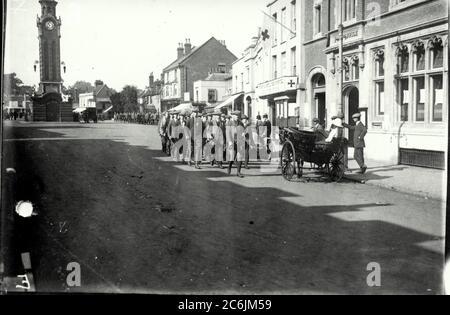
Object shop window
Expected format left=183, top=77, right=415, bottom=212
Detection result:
left=208, top=89, right=217, bottom=103
left=431, top=75, right=443, bottom=122
left=414, top=76, right=425, bottom=122
left=400, top=79, right=409, bottom=121
left=376, top=56, right=385, bottom=77
left=376, top=82, right=385, bottom=115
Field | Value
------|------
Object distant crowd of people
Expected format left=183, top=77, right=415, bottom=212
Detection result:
left=114, top=112, right=159, bottom=125
left=3, top=109, right=30, bottom=121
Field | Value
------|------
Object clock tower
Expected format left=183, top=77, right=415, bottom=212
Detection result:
left=33, top=0, right=72, bottom=121
left=37, top=0, right=62, bottom=94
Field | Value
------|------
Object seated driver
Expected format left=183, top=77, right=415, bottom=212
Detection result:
left=311, top=118, right=328, bottom=142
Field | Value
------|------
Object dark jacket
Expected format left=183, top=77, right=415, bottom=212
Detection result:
left=262, top=119, right=272, bottom=138
left=344, top=121, right=367, bottom=148
left=313, top=123, right=328, bottom=142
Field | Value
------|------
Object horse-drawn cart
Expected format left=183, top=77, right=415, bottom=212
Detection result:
left=279, top=127, right=347, bottom=182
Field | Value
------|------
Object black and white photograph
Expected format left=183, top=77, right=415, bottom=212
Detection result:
left=0, top=0, right=448, bottom=297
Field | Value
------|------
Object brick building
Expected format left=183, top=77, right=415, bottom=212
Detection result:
left=160, top=37, right=237, bottom=111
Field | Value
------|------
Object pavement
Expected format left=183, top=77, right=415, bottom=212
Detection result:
left=344, top=157, right=447, bottom=201
left=0, top=120, right=446, bottom=295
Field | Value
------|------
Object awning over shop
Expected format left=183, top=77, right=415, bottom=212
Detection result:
left=215, top=93, right=244, bottom=110
left=73, top=108, right=87, bottom=113
left=103, top=106, right=113, bottom=114
left=168, top=102, right=193, bottom=113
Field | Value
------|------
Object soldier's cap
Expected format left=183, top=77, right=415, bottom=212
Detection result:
left=242, top=115, right=249, bottom=120
left=331, top=115, right=338, bottom=120
left=352, top=113, right=361, bottom=119
left=337, top=112, right=345, bottom=119
left=231, top=110, right=241, bottom=116
left=312, top=118, right=320, bottom=123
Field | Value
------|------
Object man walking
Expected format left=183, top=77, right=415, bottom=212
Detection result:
left=227, top=111, right=245, bottom=178
left=262, top=114, right=272, bottom=161
left=343, top=113, right=367, bottom=174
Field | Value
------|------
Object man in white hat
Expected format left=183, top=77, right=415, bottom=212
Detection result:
left=343, top=113, right=367, bottom=174
left=325, top=115, right=344, bottom=142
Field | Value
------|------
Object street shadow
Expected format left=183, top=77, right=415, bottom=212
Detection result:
left=1, top=125, right=444, bottom=295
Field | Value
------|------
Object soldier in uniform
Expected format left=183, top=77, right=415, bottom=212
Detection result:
left=343, top=113, right=368, bottom=174
left=227, top=111, right=245, bottom=178
left=241, top=115, right=251, bottom=169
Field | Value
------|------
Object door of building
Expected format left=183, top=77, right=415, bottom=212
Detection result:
left=316, top=92, right=326, bottom=126
left=46, top=101, right=59, bottom=122
left=346, top=87, right=359, bottom=147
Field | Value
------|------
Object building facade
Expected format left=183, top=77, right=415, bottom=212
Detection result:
left=193, top=70, right=232, bottom=111
left=254, top=0, right=302, bottom=127
left=314, top=0, right=448, bottom=167
left=160, top=37, right=237, bottom=111
left=231, top=0, right=447, bottom=168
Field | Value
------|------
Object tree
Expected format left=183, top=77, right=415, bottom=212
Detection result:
left=120, top=85, right=139, bottom=112
left=3, top=73, right=34, bottom=97
left=110, top=92, right=124, bottom=113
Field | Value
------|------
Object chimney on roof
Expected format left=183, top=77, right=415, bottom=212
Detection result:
left=177, top=43, right=184, bottom=59
left=219, top=40, right=226, bottom=47
left=149, top=72, right=154, bottom=87
left=184, top=38, right=192, bottom=55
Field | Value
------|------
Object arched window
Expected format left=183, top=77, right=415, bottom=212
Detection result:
left=428, top=36, right=444, bottom=69
left=396, top=45, right=409, bottom=74
left=412, top=40, right=425, bottom=71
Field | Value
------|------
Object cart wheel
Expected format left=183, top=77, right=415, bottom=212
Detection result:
left=281, top=141, right=295, bottom=181
left=328, top=149, right=345, bottom=182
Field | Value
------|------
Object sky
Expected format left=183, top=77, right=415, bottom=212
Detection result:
left=4, top=0, right=266, bottom=91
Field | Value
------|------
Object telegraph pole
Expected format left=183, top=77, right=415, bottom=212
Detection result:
left=338, top=0, right=344, bottom=114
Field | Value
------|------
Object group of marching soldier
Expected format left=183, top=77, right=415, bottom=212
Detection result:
left=114, top=112, right=159, bottom=125
left=158, top=109, right=273, bottom=178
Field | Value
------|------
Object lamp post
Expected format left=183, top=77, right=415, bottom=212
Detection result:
left=337, top=0, right=344, bottom=115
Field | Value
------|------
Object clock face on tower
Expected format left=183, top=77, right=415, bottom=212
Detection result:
left=45, top=20, right=55, bottom=31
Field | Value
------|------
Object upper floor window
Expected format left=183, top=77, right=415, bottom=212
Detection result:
left=343, top=55, right=359, bottom=82
left=272, top=13, right=278, bottom=45
left=272, top=55, right=278, bottom=79
left=291, top=47, right=297, bottom=75
left=343, top=0, right=356, bottom=22
left=208, top=89, right=217, bottom=103
left=314, top=3, right=322, bottom=35
left=281, top=8, right=287, bottom=42
left=281, top=52, right=287, bottom=76
left=291, top=0, right=297, bottom=34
